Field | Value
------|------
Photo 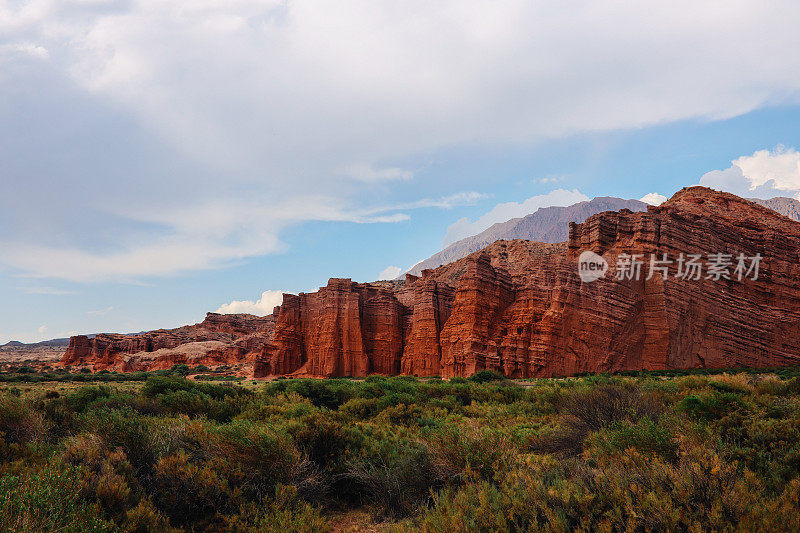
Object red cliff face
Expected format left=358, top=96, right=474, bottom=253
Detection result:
left=62, top=187, right=800, bottom=377
left=399, top=275, right=454, bottom=377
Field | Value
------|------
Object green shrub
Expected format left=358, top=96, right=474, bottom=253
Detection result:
left=65, top=386, right=111, bottom=412
left=585, top=418, right=678, bottom=460
left=678, top=392, right=745, bottom=421
left=152, top=449, right=231, bottom=528
left=532, top=384, right=664, bottom=457
left=0, top=395, right=48, bottom=448
left=224, top=485, right=328, bottom=532
left=170, top=364, right=191, bottom=376
left=467, top=370, right=506, bottom=383
left=344, top=437, right=444, bottom=518
left=265, top=379, right=351, bottom=410
left=0, top=463, right=115, bottom=532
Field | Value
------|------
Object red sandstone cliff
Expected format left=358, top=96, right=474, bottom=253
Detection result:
left=62, top=187, right=800, bottom=377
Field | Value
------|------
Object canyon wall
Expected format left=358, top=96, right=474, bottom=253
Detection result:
left=62, top=187, right=800, bottom=377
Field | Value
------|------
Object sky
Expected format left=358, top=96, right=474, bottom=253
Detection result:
left=3, top=1, right=800, bottom=343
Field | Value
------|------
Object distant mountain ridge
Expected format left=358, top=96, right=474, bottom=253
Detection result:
left=1, top=338, right=72, bottom=349
left=403, top=197, right=649, bottom=277
left=750, top=197, right=800, bottom=221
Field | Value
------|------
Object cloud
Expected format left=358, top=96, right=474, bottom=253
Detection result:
left=640, top=193, right=667, bottom=205
left=4, top=2, right=800, bottom=282
left=341, top=163, right=412, bottom=182
left=699, top=146, right=800, bottom=199
left=87, top=306, right=114, bottom=316
left=216, top=290, right=285, bottom=316
left=377, top=265, right=402, bottom=280
left=0, top=42, right=49, bottom=60
left=442, top=189, right=590, bottom=247
left=24, top=287, right=79, bottom=295
left=378, top=192, right=488, bottom=212
left=37, top=325, right=47, bottom=334
left=0, top=189, right=489, bottom=281
left=536, top=175, right=564, bottom=185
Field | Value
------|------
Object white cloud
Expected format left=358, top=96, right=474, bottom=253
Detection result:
left=0, top=42, right=49, bottom=60
left=535, top=174, right=569, bottom=185
left=0, top=189, right=491, bottom=283
left=377, top=265, right=402, bottom=280
left=732, top=146, right=800, bottom=191
left=37, top=325, right=47, bottom=334
left=699, top=146, right=800, bottom=199
left=24, top=286, right=79, bottom=295
left=442, top=189, right=590, bottom=247
left=640, top=193, right=667, bottom=206
left=87, top=306, right=114, bottom=316
left=376, top=192, right=488, bottom=212
left=4, top=2, right=800, bottom=281
left=341, top=163, right=412, bottom=182
left=216, top=290, right=285, bottom=316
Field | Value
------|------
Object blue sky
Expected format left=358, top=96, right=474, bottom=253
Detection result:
left=2, top=1, right=800, bottom=343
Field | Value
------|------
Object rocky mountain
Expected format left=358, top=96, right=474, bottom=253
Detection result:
left=61, top=186, right=800, bottom=378
left=750, top=196, right=800, bottom=220
left=403, top=197, right=649, bottom=277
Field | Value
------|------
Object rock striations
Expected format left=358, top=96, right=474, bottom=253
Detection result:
left=61, top=187, right=800, bottom=377
left=62, top=313, right=277, bottom=372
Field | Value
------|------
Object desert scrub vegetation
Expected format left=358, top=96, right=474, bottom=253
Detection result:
left=0, top=370, right=799, bottom=531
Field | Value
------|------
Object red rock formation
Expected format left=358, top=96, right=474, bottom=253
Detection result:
left=62, top=187, right=800, bottom=377
left=62, top=312, right=276, bottom=372
left=262, top=280, right=405, bottom=378
left=399, top=275, right=454, bottom=376
left=439, top=253, right=515, bottom=378
left=256, top=294, right=303, bottom=377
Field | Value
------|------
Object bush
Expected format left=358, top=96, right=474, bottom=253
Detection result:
left=467, top=370, right=506, bottom=383
left=678, top=392, right=745, bottom=421
left=224, top=485, right=328, bottom=532
left=152, top=449, right=231, bottom=528
left=65, top=386, right=111, bottom=412
left=344, top=437, right=444, bottom=518
left=585, top=418, right=678, bottom=461
left=0, top=463, right=115, bottom=532
left=60, top=433, right=136, bottom=519
left=82, top=409, right=154, bottom=473
left=532, top=384, right=664, bottom=457
left=265, top=380, right=350, bottom=410
left=170, top=364, right=191, bottom=376
left=0, top=395, right=49, bottom=447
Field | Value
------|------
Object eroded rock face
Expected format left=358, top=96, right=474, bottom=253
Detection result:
left=62, top=187, right=800, bottom=377
left=61, top=312, right=276, bottom=372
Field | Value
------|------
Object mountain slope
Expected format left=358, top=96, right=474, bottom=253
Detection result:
left=403, top=197, right=648, bottom=277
